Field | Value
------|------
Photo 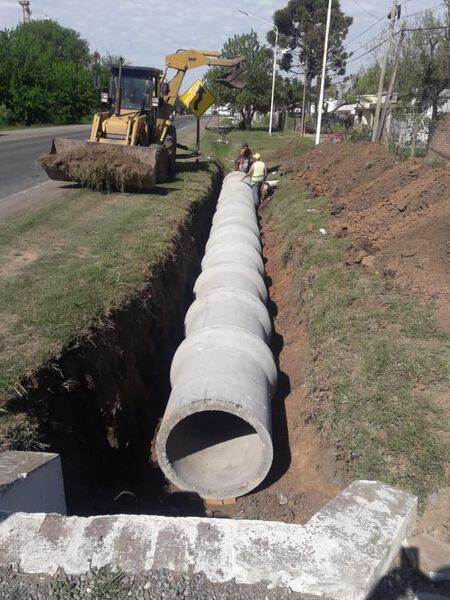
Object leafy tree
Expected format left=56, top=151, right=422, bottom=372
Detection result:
left=97, top=54, right=129, bottom=90
left=397, top=10, right=449, bottom=133
left=0, top=20, right=97, bottom=125
left=268, top=0, right=352, bottom=108
left=344, top=8, right=449, bottom=141
left=278, top=76, right=304, bottom=110
left=344, top=64, right=381, bottom=102
left=205, top=32, right=273, bottom=130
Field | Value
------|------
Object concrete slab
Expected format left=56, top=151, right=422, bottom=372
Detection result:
left=406, top=535, right=450, bottom=582
left=0, top=480, right=416, bottom=599
left=0, top=451, right=66, bottom=515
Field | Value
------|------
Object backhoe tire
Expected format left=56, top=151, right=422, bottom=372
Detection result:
left=165, top=125, right=177, bottom=176
left=155, top=144, right=169, bottom=184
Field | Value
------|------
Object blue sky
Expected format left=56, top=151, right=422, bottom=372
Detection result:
left=0, top=0, right=445, bottom=86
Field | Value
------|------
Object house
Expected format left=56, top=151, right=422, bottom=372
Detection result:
left=325, top=94, right=390, bottom=128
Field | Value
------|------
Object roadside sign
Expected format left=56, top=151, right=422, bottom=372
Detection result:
left=180, top=80, right=216, bottom=118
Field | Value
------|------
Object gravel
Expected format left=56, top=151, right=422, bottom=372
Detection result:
left=2, top=554, right=449, bottom=599
left=0, top=567, right=314, bottom=600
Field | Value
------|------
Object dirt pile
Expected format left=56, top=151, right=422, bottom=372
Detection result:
left=282, top=141, right=450, bottom=324
left=282, top=141, right=396, bottom=199
left=40, top=143, right=162, bottom=192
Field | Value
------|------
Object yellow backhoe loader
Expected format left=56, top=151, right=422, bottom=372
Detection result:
left=40, top=50, right=247, bottom=192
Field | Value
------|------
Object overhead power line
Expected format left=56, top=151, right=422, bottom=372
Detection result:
left=400, top=4, right=447, bottom=19
left=402, top=24, right=449, bottom=30
left=345, top=2, right=446, bottom=50
left=347, top=23, right=448, bottom=65
left=348, top=27, right=389, bottom=57
left=349, top=0, right=382, bottom=21
left=347, top=36, right=389, bottom=64
left=345, top=14, right=386, bottom=47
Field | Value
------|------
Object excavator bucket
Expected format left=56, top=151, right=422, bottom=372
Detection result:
left=215, top=62, right=249, bottom=90
left=40, top=138, right=165, bottom=192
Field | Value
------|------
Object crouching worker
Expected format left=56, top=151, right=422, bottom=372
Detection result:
left=235, top=143, right=253, bottom=173
left=243, top=152, right=267, bottom=208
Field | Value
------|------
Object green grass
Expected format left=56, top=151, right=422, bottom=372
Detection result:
left=204, top=130, right=449, bottom=501
left=0, top=109, right=94, bottom=131
left=201, top=127, right=304, bottom=173
left=264, top=179, right=449, bottom=502
left=0, top=161, right=218, bottom=410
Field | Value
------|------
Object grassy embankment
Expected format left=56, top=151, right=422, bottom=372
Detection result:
left=0, top=149, right=219, bottom=440
left=207, top=128, right=449, bottom=502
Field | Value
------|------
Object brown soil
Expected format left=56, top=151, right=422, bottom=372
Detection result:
left=281, top=141, right=450, bottom=329
left=0, top=247, right=41, bottom=278
left=272, top=139, right=450, bottom=542
left=2, top=170, right=222, bottom=515
left=208, top=220, right=347, bottom=524
left=40, top=144, right=161, bottom=192
left=280, top=139, right=396, bottom=198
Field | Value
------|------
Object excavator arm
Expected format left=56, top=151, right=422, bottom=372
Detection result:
left=155, top=49, right=247, bottom=141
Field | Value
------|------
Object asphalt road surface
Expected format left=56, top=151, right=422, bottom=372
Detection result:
left=0, top=114, right=196, bottom=205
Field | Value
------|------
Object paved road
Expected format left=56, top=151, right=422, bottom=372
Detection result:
left=0, top=124, right=91, bottom=201
left=0, top=115, right=196, bottom=204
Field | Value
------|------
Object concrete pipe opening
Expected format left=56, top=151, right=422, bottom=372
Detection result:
left=163, top=409, right=269, bottom=498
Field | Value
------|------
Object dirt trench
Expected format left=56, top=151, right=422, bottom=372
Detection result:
left=3, top=162, right=345, bottom=522
left=211, top=217, right=347, bottom=523
left=4, top=171, right=222, bottom=516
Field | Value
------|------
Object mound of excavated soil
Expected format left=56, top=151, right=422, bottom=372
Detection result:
left=281, top=141, right=450, bottom=327
left=40, top=144, right=159, bottom=192
left=282, top=141, right=396, bottom=199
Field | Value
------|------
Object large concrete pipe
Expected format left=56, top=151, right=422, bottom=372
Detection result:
left=156, top=172, right=276, bottom=499
left=201, top=243, right=265, bottom=275
left=205, top=225, right=261, bottom=252
left=210, top=215, right=260, bottom=237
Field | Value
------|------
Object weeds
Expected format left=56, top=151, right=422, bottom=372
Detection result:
left=265, top=179, right=449, bottom=502
left=90, top=566, right=128, bottom=599
left=202, top=130, right=448, bottom=501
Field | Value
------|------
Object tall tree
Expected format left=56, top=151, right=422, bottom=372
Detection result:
left=345, top=64, right=381, bottom=101
left=205, top=32, right=273, bottom=130
left=268, top=0, right=352, bottom=110
left=397, top=10, right=449, bottom=135
left=1, top=20, right=97, bottom=125
left=97, top=53, right=129, bottom=90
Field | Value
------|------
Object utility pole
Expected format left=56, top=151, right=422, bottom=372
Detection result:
left=372, top=0, right=398, bottom=143
left=315, top=0, right=333, bottom=145
left=269, top=23, right=279, bottom=135
left=376, top=27, right=405, bottom=143
left=18, top=0, right=31, bottom=24
left=238, top=11, right=278, bottom=136
left=300, top=61, right=308, bottom=137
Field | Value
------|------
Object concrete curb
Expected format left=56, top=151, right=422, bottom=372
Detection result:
left=0, top=480, right=417, bottom=599
left=0, top=451, right=66, bottom=515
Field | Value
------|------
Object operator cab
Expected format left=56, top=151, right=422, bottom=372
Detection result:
left=108, top=66, right=164, bottom=113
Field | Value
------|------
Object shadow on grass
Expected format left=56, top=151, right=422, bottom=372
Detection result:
left=57, top=182, right=176, bottom=196
left=175, top=160, right=212, bottom=174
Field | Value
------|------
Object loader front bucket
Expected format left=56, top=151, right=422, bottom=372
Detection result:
left=40, top=138, right=86, bottom=182
left=40, top=138, right=165, bottom=192
left=215, top=62, right=249, bottom=90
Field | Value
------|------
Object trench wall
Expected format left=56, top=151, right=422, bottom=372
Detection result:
left=4, top=168, right=222, bottom=513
